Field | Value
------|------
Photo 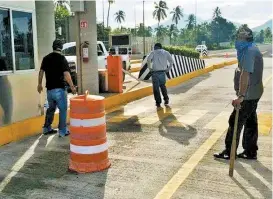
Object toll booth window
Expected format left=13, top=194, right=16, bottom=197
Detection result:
left=12, top=11, right=34, bottom=71
left=0, top=9, right=13, bottom=72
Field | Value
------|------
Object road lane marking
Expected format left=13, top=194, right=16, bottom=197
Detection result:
left=107, top=105, right=154, bottom=123
left=264, top=74, right=272, bottom=87
left=0, top=135, right=42, bottom=192
left=138, top=108, right=180, bottom=125
left=258, top=113, right=272, bottom=136
left=239, top=162, right=272, bottom=191
left=169, top=110, right=208, bottom=126
left=154, top=111, right=230, bottom=199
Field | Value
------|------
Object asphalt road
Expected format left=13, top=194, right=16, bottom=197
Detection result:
left=0, top=58, right=271, bottom=199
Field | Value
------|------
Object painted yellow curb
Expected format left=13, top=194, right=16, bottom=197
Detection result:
left=129, top=67, right=141, bottom=73
left=0, top=58, right=253, bottom=147
left=130, top=59, right=142, bottom=64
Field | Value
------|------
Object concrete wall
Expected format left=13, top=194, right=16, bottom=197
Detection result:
left=0, top=1, right=55, bottom=127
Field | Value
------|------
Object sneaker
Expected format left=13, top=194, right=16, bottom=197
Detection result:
left=213, top=149, right=234, bottom=160
left=59, top=131, right=70, bottom=138
left=43, top=129, right=58, bottom=135
left=237, top=151, right=257, bottom=160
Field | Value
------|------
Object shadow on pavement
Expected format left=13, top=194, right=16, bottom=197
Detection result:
left=106, top=106, right=142, bottom=133
left=0, top=134, right=108, bottom=198
left=235, top=160, right=272, bottom=199
left=156, top=106, right=197, bottom=145
left=169, top=73, right=211, bottom=94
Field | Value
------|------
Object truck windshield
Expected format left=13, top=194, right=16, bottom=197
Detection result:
left=62, top=46, right=76, bottom=56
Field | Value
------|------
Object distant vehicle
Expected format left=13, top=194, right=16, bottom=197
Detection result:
left=195, top=45, right=207, bottom=52
left=62, top=41, right=109, bottom=92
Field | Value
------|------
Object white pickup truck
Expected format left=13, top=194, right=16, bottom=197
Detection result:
left=62, top=41, right=109, bottom=70
left=62, top=41, right=131, bottom=82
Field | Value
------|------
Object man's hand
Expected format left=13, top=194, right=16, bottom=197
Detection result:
left=71, top=86, right=77, bottom=95
left=232, top=97, right=244, bottom=109
left=37, top=84, right=43, bottom=93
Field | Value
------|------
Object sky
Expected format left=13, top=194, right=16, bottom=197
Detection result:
left=96, top=0, right=273, bottom=29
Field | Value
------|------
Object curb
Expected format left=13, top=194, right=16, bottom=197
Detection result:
left=129, top=67, right=141, bottom=73
left=130, top=59, right=142, bottom=64
left=0, top=59, right=238, bottom=146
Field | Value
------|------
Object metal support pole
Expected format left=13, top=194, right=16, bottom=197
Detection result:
left=75, top=12, right=83, bottom=94
left=143, top=0, right=145, bottom=55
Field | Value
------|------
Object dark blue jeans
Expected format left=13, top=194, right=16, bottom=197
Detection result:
left=152, top=71, right=169, bottom=105
left=43, top=88, right=68, bottom=136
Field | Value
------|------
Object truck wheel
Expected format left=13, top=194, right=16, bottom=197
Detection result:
left=122, top=61, right=126, bottom=82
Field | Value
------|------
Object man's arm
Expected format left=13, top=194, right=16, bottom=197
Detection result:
left=37, top=58, right=45, bottom=93
left=147, top=52, right=153, bottom=71
left=238, top=48, right=255, bottom=97
left=166, top=51, right=174, bottom=72
left=62, top=57, right=76, bottom=94
left=238, top=70, right=250, bottom=96
left=37, top=69, right=44, bottom=93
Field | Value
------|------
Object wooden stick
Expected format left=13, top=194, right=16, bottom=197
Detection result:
left=229, top=108, right=239, bottom=177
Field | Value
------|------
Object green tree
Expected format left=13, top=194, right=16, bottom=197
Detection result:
left=153, top=1, right=168, bottom=28
left=54, top=5, right=70, bottom=41
left=167, top=24, right=178, bottom=45
left=259, top=29, right=265, bottom=43
left=213, top=6, right=221, bottom=19
left=107, top=0, right=115, bottom=28
left=170, top=6, right=183, bottom=27
left=186, top=14, right=196, bottom=30
left=265, top=27, right=272, bottom=40
left=114, top=10, right=125, bottom=28
left=155, top=25, right=168, bottom=41
left=53, top=0, right=70, bottom=10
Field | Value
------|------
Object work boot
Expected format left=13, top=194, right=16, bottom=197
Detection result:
left=43, top=129, right=57, bottom=135
left=213, top=149, right=235, bottom=160
left=237, top=151, right=257, bottom=160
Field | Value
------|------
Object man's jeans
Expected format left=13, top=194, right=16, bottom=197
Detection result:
left=225, top=99, right=260, bottom=155
left=43, top=88, right=68, bottom=136
left=152, top=71, right=169, bottom=105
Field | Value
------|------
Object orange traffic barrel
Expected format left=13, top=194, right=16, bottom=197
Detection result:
left=69, top=91, right=110, bottom=173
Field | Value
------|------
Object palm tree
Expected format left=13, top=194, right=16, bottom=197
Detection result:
left=53, top=0, right=70, bottom=10
left=213, top=7, right=221, bottom=19
left=186, top=14, right=196, bottom=30
left=170, top=6, right=183, bottom=27
left=153, top=1, right=168, bottom=28
left=114, top=10, right=125, bottom=28
left=168, top=24, right=178, bottom=45
left=155, top=25, right=168, bottom=41
left=107, top=0, right=115, bottom=28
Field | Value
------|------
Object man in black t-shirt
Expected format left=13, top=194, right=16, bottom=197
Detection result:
left=37, top=40, right=76, bottom=137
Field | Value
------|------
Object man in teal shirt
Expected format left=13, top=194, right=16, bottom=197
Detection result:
left=214, top=25, right=264, bottom=160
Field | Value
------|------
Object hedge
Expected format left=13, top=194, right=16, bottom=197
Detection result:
left=162, top=46, right=199, bottom=59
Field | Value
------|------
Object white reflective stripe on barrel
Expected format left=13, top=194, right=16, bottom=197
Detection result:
left=70, top=116, right=106, bottom=127
left=70, top=142, right=108, bottom=154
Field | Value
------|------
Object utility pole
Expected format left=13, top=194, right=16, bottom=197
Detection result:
left=195, top=0, right=197, bottom=46
left=143, top=0, right=145, bottom=55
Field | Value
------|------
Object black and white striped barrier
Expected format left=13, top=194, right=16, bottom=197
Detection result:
left=138, top=54, right=205, bottom=81
left=201, top=49, right=208, bottom=56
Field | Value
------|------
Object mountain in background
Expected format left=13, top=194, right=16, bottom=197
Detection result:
left=252, top=19, right=272, bottom=32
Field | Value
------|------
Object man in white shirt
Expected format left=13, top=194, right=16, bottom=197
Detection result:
left=147, top=43, right=174, bottom=107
